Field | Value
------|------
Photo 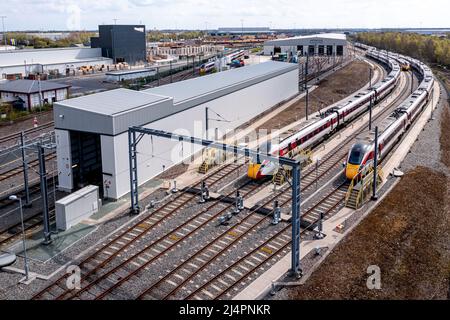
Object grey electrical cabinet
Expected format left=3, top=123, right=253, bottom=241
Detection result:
left=55, top=185, right=100, bottom=231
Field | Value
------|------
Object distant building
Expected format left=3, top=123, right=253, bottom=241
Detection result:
left=210, top=27, right=272, bottom=36
left=263, top=33, right=347, bottom=57
left=0, top=79, right=70, bottom=111
left=91, top=25, right=147, bottom=65
left=0, top=47, right=112, bottom=78
left=148, top=44, right=225, bottom=58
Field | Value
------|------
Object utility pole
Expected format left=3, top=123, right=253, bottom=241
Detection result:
left=305, top=53, right=309, bottom=120
left=0, top=16, right=6, bottom=47
left=205, top=107, right=209, bottom=140
left=369, top=96, right=373, bottom=131
left=20, top=132, right=31, bottom=207
left=38, top=74, right=43, bottom=112
left=372, top=126, right=379, bottom=201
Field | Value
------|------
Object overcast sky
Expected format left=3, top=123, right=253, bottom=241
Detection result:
left=1, top=0, right=449, bottom=31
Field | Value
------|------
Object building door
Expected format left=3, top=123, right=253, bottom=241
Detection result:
left=337, top=45, right=344, bottom=56
left=70, top=131, right=103, bottom=196
left=297, top=45, right=304, bottom=56
left=274, top=46, right=281, bottom=54
left=326, top=45, right=333, bottom=55
left=318, top=45, right=325, bottom=55
left=308, top=45, right=315, bottom=56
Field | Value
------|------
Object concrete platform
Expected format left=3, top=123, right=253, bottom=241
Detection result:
left=6, top=223, right=97, bottom=263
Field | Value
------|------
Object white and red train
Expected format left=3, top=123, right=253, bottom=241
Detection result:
left=345, top=46, right=434, bottom=180
left=248, top=50, right=402, bottom=179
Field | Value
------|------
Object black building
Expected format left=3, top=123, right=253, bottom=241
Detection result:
left=91, top=25, right=146, bottom=65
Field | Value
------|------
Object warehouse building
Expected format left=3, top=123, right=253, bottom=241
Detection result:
left=0, top=79, right=70, bottom=110
left=53, top=61, right=299, bottom=200
left=91, top=25, right=147, bottom=65
left=0, top=47, right=112, bottom=78
left=263, top=33, right=347, bottom=57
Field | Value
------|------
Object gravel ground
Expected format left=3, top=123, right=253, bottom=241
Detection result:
left=267, top=78, right=450, bottom=300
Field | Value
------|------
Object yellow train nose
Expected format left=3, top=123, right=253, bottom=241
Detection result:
left=346, top=164, right=360, bottom=180
left=247, top=164, right=261, bottom=179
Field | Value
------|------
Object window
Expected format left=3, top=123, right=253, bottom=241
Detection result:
left=349, top=148, right=364, bottom=165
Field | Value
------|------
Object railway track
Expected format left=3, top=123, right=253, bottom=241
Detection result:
left=32, top=160, right=251, bottom=300
left=0, top=152, right=56, bottom=182
left=183, top=184, right=348, bottom=300
left=128, top=63, right=416, bottom=300
left=0, top=208, right=56, bottom=249
left=32, top=55, right=414, bottom=300
left=0, top=121, right=54, bottom=147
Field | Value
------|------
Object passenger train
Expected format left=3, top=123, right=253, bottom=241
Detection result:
left=247, top=49, right=402, bottom=179
left=226, top=50, right=245, bottom=63
left=200, top=60, right=216, bottom=74
left=345, top=46, right=434, bottom=180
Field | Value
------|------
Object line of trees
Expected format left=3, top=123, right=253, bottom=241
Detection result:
left=147, top=31, right=205, bottom=42
left=354, top=32, right=450, bottom=68
left=6, top=32, right=95, bottom=48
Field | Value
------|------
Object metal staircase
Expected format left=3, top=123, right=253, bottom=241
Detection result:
left=345, top=166, right=383, bottom=209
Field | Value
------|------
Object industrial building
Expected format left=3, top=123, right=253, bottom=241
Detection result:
left=0, top=79, right=70, bottom=110
left=263, top=33, right=347, bottom=57
left=148, top=44, right=225, bottom=59
left=0, top=47, right=112, bottom=78
left=53, top=61, right=299, bottom=200
left=91, top=25, right=147, bottom=65
left=105, top=68, right=157, bottom=82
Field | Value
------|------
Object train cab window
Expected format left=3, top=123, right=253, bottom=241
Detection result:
left=349, top=149, right=364, bottom=165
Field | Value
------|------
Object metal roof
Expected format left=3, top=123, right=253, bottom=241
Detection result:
left=265, top=33, right=347, bottom=46
left=54, top=88, right=173, bottom=136
left=54, top=61, right=298, bottom=136
left=0, top=79, right=70, bottom=94
left=56, top=88, right=168, bottom=116
left=145, top=61, right=297, bottom=110
left=0, top=47, right=111, bottom=68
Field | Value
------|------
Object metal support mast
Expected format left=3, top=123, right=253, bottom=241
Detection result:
left=205, top=107, right=209, bottom=140
left=38, top=144, right=52, bottom=245
left=305, top=53, right=309, bottom=120
left=372, top=126, right=379, bottom=201
left=20, top=132, right=31, bottom=207
left=128, top=127, right=302, bottom=274
left=291, top=163, right=302, bottom=277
